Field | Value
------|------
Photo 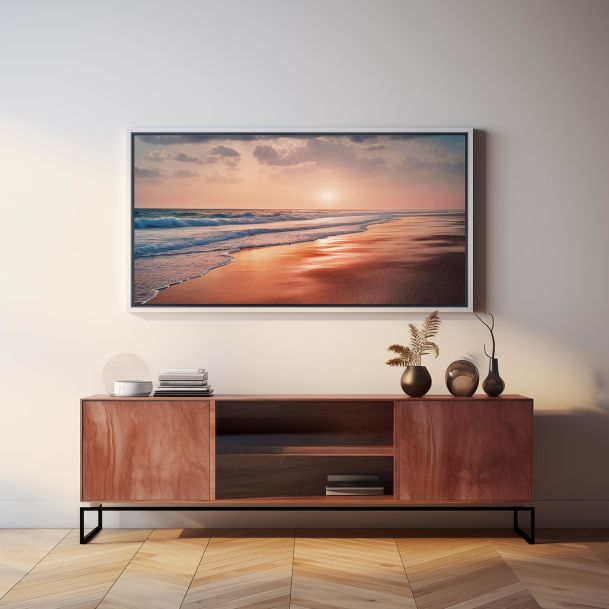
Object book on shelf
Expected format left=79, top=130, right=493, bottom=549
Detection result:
left=153, top=394, right=214, bottom=397
left=159, top=370, right=208, bottom=382
left=154, top=385, right=213, bottom=393
left=325, top=474, right=384, bottom=496
left=325, top=486, right=384, bottom=496
left=327, top=475, right=383, bottom=484
left=155, top=368, right=212, bottom=396
left=160, top=368, right=206, bottom=374
left=153, top=390, right=214, bottom=397
left=159, top=380, right=209, bottom=387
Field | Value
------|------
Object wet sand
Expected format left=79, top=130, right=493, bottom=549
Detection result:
left=149, top=217, right=466, bottom=306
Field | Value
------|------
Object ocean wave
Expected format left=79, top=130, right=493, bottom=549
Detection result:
left=133, top=210, right=366, bottom=229
left=134, top=215, right=390, bottom=258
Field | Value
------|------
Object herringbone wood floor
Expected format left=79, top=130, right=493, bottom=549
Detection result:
left=0, top=529, right=608, bottom=609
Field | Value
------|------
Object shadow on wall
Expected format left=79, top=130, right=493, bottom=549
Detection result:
left=535, top=372, right=609, bottom=502
left=472, top=129, right=609, bottom=509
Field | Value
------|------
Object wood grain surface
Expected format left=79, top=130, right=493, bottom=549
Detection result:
left=97, top=529, right=210, bottom=609
left=291, top=533, right=417, bottom=609
left=82, top=400, right=210, bottom=501
left=0, top=529, right=151, bottom=609
left=181, top=530, right=294, bottom=609
left=396, top=533, right=540, bottom=609
left=396, top=399, right=532, bottom=501
left=3, top=529, right=608, bottom=609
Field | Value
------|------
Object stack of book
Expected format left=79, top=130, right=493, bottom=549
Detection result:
left=325, top=474, right=384, bottom=496
left=153, top=368, right=213, bottom=397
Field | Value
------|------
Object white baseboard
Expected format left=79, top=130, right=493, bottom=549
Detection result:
left=1, top=500, right=608, bottom=529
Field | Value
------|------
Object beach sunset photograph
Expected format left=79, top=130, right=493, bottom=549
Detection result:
left=132, top=132, right=469, bottom=306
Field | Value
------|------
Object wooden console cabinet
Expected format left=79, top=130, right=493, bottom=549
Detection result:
left=80, top=394, right=534, bottom=542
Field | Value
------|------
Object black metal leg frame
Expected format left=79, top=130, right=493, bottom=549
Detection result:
left=80, top=504, right=535, bottom=545
left=80, top=504, right=103, bottom=544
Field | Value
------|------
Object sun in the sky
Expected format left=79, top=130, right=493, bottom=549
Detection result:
left=320, top=189, right=338, bottom=205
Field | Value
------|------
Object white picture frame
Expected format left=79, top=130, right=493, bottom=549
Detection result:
left=127, top=127, right=474, bottom=313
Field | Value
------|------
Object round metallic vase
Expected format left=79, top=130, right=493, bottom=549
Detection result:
left=400, top=366, right=432, bottom=397
left=445, top=359, right=479, bottom=397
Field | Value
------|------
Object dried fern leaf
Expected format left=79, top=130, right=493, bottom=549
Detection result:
left=386, top=357, right=407, bottom=367
left=422, top=341, right=440, bottom=358
left=409, top=324, right=424, bottom=349
left=422, top=310, right=441, bottom=340
left=388, top=344, right=411, bottom=358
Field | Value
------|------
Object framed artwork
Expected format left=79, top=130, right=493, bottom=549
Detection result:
left=129, top=128, right=473, bottom=311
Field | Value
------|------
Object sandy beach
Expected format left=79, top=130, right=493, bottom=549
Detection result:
left=148, top=216, right=466, bottom=306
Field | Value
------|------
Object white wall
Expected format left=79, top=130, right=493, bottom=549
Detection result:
left=1, top=0, right=608, bottom=528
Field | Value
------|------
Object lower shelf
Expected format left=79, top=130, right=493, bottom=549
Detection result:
left=215, top=454, right=394, bottom=499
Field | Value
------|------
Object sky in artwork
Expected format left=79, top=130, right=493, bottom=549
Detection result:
left=133, top=133, right=466, bottom=210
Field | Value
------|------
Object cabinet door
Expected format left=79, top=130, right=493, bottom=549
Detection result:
left=396, top=400, right=532, bottom=502
left=82, top=400, right=210, bottom=501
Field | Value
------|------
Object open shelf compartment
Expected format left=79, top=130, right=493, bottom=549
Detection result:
left=215, top=399, right=395, bottom=499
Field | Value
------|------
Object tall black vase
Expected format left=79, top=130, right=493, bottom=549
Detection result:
left=483, top=358, right=505, bottom=397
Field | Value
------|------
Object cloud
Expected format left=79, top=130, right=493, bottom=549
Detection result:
left=253, top=144, right=288, bottom=165
left=173, top=169, right=199, bottom=178
left=348, top=134, right=379, bottom=143
left=398, top=154, right=466, bottom=183
left=137, top=133, right=266, bottom=145
left=253, top=138, right=385, bottom=170
left=145, top=150, right=205, bottom=164
left=136, top=132, right=464, bottom=147
left=401, top=155, right=465, bottom=175
left=439, top=159, right=466, bottom=175
left=174, top=152, right=205, bottom=164
left=210, top=145, right=240, bottom=158
left=137, top=134, right=218, bottom=145
left=367, top=144, right=387, bottom=151
left=388, top=133, right=431, bottom=141
left=402, top=155, right=434, bottom=171
left=134, top=166, right=165, bottom=179
left=147, top=150, right=172, bottom=161
left=142, top=145, right=241, bottom=170
left=207, top=145, right=241, bottom=168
